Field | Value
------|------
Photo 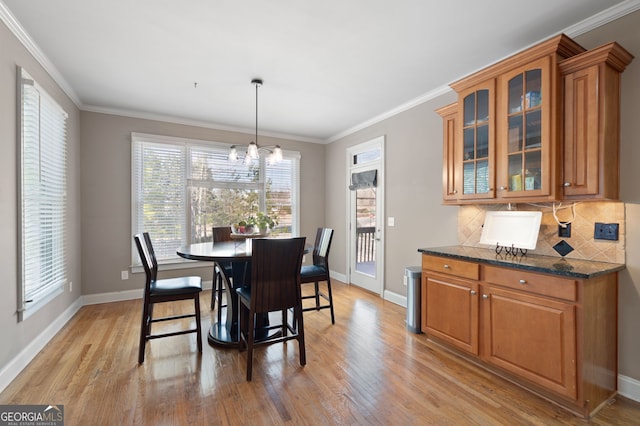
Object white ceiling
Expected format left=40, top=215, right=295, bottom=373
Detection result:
left=2, top=0, right=638, bottom=142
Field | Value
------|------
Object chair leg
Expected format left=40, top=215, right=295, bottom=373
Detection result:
left=210, top=271, right=217, bottom=310
left=246, top=309, right=255, bottom=381
left=147, top=304, right=154, bottom=336
left=282, top=309, right=288, bottom=337
left=326, top=277, right=335, bottom=325
left=139, top=300, right=151, bottom=364
left=195, top=294, right=203, bottom=353
left=216, top=274, right=223, bottom=324
left=296, top=305, right=306, bottom=366
left=314, top=282, right=320, bottom=309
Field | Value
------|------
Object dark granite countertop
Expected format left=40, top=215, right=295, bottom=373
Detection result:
left=418, top=245, right=625, bottom=279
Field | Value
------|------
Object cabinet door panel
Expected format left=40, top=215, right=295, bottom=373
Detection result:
left=425, top=274, right=479, bottom=354
left=457, top=80, right=496, bottom=200
left=563, top=66, right=599, bottom=196
left=482, top=286, right=577, bottom=399
left=497, top=56, right=551, bottom=198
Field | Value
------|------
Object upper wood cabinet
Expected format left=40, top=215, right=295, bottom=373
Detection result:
left=458, top=79, right=496, bottom=200
left=435, top=103, right=459, bottom=201
left=496, top=56, right=553, bottom=199
left=559, top=42, right=634, bottom=200
left=438, top=34, right=632, bottom=204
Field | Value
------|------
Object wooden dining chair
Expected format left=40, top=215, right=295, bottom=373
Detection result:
left=211, top=227, right=233, bottom=325
left=236, top=237, right=307, bottom=381
left=134, top=233, right=203, bottom=363
left=300, top=227, right=335, bottom=324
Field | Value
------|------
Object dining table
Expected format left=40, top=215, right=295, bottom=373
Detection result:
left=176, top=240, right=253, bottom=348
left=177, top=239, right=310, bottom=349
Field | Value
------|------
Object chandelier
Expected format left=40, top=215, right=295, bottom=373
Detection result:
left=228, top=79, right=283, bottom=165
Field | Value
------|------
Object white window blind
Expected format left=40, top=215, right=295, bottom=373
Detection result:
left=18, top=67, right=68, bottom=321
left=131, top=133, right=300, bottom=266
left=131, top=138, right=188, bottom=262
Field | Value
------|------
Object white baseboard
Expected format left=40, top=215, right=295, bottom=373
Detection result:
left=0, top=297, right=83, bottom=392
left=330, top=270, right=346, bottom=283
left=81, top=280, right=214, bottom=306
left=619, top=374, right=640, bottom=402
left=82, top=289, right=142, bottom=305
left=384, top=289, right=406, bottom=307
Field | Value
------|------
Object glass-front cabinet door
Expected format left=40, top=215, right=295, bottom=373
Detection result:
left=457, top=80, right=495, bottom=200
left=498, top=57, right=551, bottom=198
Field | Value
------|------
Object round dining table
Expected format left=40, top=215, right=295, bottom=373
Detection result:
left=177, top=240, right=252, bottom=348
left=177, top=239, right=309, bottom=349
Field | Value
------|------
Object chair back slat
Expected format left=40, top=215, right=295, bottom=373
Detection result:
left=134, top=232, right=159, bottom=285
left=213, top=226, right=233, bottom=242
left=313, top=228, right=333, bottom=267
left=250, top=237, right=306, bottom=313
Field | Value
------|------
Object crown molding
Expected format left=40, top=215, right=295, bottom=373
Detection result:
left=0, top=1, right=81, bottom=106
left=326, top=84, right=451, bottom=143
left=564, top=0, right=640, bottom=37
left=82, top=104, right=324, bottom=144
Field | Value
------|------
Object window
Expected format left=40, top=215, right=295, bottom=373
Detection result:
left=18, top=67, right=68, bottom=321
left=132, top=133, right=300, bottom=265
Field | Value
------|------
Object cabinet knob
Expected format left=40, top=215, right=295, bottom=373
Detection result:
left=443, top=264, right=450, bottom=269
left=482, top=294, right=489, bottom=299
left=563, top=182, right=572, bottom=187
left=453, top=189, right=458, bottom=194
left=499, top=186, right=508, bottom=191
left=519, top=279, right=527, bottom=284
left=470, top=290, right=477, bottom=295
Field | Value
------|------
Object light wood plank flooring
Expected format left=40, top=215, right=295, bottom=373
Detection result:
left=1, top=280, right=639, bottom=425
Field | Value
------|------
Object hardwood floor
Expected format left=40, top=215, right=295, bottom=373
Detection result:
left=1, top=280, right=639, bottom=425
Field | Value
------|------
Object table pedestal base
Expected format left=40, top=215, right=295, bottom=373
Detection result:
left=207, top=312, right=283, bottom=349
left=208, top=321, right=240, bottom=348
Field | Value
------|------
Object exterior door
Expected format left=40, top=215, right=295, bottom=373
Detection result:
left=347, top=137, right=384, bottom=295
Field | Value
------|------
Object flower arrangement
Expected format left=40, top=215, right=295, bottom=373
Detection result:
left=247, top=211, right=278, bottom=232
left=232, top=212, right=278, bottom=234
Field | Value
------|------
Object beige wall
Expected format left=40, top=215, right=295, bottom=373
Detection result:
left=79, top=111, right=326, bottom=295
left=325, top=93, right=459, bottom=293
left=0, top=21, right=82, bottom=369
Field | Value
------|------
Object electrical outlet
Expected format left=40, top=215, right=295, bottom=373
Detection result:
left=121, top=270, right=129, bottom=280
left=558, top=223, right=571, bottom=238
left=594, top=223, right=619, bottom=241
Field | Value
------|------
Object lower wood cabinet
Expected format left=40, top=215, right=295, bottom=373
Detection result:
left=481, top=285, right=577, bottom=400
left=421, top=254, right=618, bottom=418
left=423, top=272, right=479, bottom=354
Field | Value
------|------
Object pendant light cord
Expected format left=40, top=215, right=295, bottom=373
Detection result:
left=252, top=78, right=262, bottom=147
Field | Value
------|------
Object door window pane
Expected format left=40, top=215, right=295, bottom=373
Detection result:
left=355, top=187, right=376, bottom=277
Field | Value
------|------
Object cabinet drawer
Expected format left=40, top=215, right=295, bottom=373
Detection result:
left=422, top=255, right=479, bottom=280
left=483, top=266, right=577, bottom=301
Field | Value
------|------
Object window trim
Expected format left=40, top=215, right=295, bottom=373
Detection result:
left=131, top=132, right=300, bottom=268
left=17, top=66, right=68, bottom=321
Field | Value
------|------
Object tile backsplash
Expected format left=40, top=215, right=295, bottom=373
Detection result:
left=458, top=202, right=625, bottom=264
